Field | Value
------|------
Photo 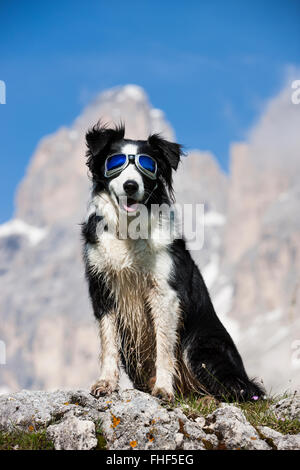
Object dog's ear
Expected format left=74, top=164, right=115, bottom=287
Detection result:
left=147, top=134, right=183, bottom=170
left=86, top=122, right=125, bottom=173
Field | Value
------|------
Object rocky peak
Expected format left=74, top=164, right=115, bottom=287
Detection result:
left=15, top=85, right=175, bottom=227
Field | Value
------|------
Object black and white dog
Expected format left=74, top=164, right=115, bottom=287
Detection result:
left=82, top=122, right=264, bottom=402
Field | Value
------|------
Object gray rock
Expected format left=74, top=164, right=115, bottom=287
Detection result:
left=182, top=440, right=205, bottom=450
left=195, top=416, right=206, bottom=427
left=47, top=413, right=98, bottom=450
left=258, top=426, right=300, bottom=450
left=0, top=389, right=299, bottom=450
left=99, top=389, right=206, bottom=450
left=205, top=404, right=271, bottom=450
left=0, top=389, right=72, bottom=431
left=174, top=432, right=184, bottom=448
left=0, top=389, right=105, bottom=432
left=270, top=395, right=300, bottom=421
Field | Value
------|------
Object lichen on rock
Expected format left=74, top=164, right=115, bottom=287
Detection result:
left=0, top=389, right=299, bottom=450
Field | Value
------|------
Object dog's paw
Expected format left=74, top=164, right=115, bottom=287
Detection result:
left=90, top=379, right=118, bottom=398
left=152, top=386, right=174, bottom=403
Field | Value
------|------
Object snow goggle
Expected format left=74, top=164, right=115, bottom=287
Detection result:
left=104, top=153, right=157, bottom=180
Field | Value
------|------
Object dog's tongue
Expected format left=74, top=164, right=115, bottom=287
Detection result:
left=122, top=200, right=139, bottom=213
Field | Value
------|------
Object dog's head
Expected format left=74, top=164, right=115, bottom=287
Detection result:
left=85, top=122, right=183, bottom=215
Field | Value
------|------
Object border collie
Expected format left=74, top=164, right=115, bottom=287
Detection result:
left=81, top=122, right=264, bottom=402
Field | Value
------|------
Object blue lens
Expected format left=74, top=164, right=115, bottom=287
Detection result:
left=139, top=155, right=156, bottom=173
left=106, top=154, right=127, bottom=172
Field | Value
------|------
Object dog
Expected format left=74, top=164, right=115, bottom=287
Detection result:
left=81, top=122, right=264, bottom=402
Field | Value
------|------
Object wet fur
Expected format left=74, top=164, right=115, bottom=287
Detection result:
left=82, top=122, right=265, bottom=402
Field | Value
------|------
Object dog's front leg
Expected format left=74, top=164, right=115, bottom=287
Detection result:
left=91, top=312, right=119, bottom=397
left=149, top=284, right=180, bottom=402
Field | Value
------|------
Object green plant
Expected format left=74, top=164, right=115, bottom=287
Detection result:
left=175, top=391, right=300, bottom=435
left=0, top=429, right=54, bottom=450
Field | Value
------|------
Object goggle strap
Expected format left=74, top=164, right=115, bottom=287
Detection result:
left=144, top=183, right=158, bottom=204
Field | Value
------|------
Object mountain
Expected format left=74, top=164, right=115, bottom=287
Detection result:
left=0, top=83, right=299, bottom=394
left=223, top=86, right=300, bottom=392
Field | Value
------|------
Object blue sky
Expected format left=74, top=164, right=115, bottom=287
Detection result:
left=0, top=0, right=300, bottom=223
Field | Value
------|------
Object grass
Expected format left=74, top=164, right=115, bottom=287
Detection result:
left=0, top=422, right=107, bottom=451
left=0, top=429, right=54, bottom=450
left=94, top=422, right=107, bottom=450
left=175, top=391, right=300, bottom=435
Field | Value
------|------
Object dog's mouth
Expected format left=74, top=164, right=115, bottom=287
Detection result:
left=122, top=198, right=139, bottom=213
left=115, top=196, right=140, bottom=214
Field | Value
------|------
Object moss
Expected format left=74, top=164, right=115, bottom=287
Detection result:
left=0, top=429, right=54, bottom=450
left=94, top=422, right=107, bottom=450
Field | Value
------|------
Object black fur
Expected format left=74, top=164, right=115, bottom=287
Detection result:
left=168, top=239, right=264, bottom=401
left=85, top=268, right=114, bottom=321
left=82, top=214, right=105, bottom=244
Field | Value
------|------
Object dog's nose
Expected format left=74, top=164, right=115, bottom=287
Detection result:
left=123, top=180, right=139, bottom=196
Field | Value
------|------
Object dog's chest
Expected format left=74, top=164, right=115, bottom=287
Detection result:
left=87, top=231, right=167, bottom=276
left=86, top=231, right=173, bottom=327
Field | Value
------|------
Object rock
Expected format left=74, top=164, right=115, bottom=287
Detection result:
left=195, top=416, right=206, bottom=427
left=205, top=404, right=271, bottom=450
left=258, top=426, right=300, bottom=450
left=270, top=395, right=300, bottom=421
left=0, top=389, right=104, bottom=433
left=99, top=389, right=206, bottom=450
left=0, top=389, right=212, bottom=450
left=276, top=435, right=300, bottom=451
left=47, top=413, right=98, bottom=450
left=182, top=441, right=204, bottom=450
left=174, top=432, right=184, bottom=448
left=223, top=86, right=300, bottom=394
left=0, top=389, right=72, bottom=431
left=0, top=388, right=299, bottom=450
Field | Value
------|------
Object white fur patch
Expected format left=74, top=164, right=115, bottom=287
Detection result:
left=149, top=251, right=181, bottom=395
left=121, top=143, right=138, bottom=155
left=98, top=314, right=119, bottom=383
left=109, top=164, right=144, bottom=203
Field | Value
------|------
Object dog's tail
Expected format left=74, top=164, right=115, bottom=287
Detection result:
left=213, top=375, right=265, bottom=402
